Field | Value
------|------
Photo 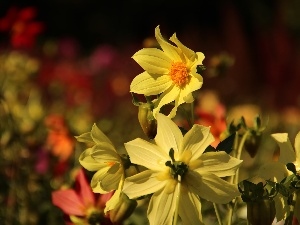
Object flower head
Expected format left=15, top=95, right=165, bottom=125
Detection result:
left=258, top=132, right=300, bottom=222
left=51, top=168, right=114, bottom=225
left=76, top=124, right=125, bottom=213
left=123, top=114, right=242, bottom=225
left=130, top=26, right=204, bottom=118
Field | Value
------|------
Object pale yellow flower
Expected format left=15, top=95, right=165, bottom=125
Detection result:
left=258, top=132, right=300, bottom=221
left=76, top=124, right=125, bottom=213
left=123, top=114, right=242, bottom=225
left=130, top=26, right=204, bottom=118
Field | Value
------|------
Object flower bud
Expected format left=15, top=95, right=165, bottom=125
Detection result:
left=138, top=102, right=157, bottom=139
left=109, top=193, right=137, bottom=224
left=244, top=134, right=262, bottom=158
left=247, top=199, right=275, bottom=225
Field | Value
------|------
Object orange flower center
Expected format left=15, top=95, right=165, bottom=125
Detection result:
left=169, top=62, right=189, bottom=87
left=106, top=161, right=116, bottom=167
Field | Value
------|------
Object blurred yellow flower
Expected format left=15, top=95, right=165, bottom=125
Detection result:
left=258, top=132, right=300, bottom=222
left=130, top=26, right=204, bottom=118
left=76, top=124, right=125, bottom=213
left=123, top=114, right=242, bottom=225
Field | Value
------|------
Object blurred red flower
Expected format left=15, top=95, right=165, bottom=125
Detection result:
left=0, top=6, right=44, bottom=48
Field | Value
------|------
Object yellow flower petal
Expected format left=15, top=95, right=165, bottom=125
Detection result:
left=295, top=131, right=300, bottom=166
left=274, top=194, right=290, bottom=221
left=75, top=132, right=93, bottom=144
left=130, top=71, right=172, bottom=95
left=147, top=187, right=177, bottom=225
left=104, top=180, right=124, bottom=213
left=257, top=161, right=289, bottom=182
left=169, top=33, right=196, bottom=62
left=91, top=167, right=111, bottom=193
left=181, top=125, right=214, bottom=160
left=79, top=147, right=107, bottom=171
left=124, top=138, right=168, bottom=170
left=186, top=171, right=240, bottom=204
left=155, top=113, right=183, bottom=154
left=91, top=123, right=113, bottom=145
left=271, top=133, right=296, bottom=164
left=155, top=26, right=181, bottom=61
left=152, top=85, right=179, bottom=117
left=132, top=48, right=171, bottom=74
left=123, top=170, right=167, bottom=199
left=178, top=191, right=203, bottom=225
left=197, top=152, right=242, bottom=177
left=91, top=143, right=120, bottom=162
left=100, top=163, right=123, bottom=192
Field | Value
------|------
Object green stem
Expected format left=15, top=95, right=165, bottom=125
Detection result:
left=213, top=203, right=223, bottom=225
left=145, top=95, right=152, bottom=104
left=227, top=131, right=250, bottom=225
left=234, top=130, right=250, bottom=184
left=173, top=175, right=181, bottom=225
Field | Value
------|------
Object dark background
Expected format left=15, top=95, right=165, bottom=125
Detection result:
left=1, top=0, right=300, bottom=109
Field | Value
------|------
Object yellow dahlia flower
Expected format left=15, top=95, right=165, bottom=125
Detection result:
left=76, top=124, right=125, bottom=213
left=130, top=26, right=204, bottom=118
left=123, top=114, right=242, bottom=225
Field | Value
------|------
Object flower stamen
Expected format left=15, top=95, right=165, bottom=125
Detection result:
left=106, top=161, right=116, bottom=167
left=169, top=62, right=189, bottom=87
left=165, top=148, right=188, bottom=180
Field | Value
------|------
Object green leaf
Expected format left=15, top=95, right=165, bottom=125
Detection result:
left=196, top=65, right=206, bottom=74
left=216, top=133, right=235, bottom=154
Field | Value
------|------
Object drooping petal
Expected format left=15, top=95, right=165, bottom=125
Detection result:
left=257, top=161, right=289, bottom=182
left=91, top=123, right=113, bottom=145
left=186, top=171, right=239, bottom=204
left=97, top=191, right=114, bottom=209
left=192, top=52, right=205, bottom=69
left=91, top=167, right=111, bottom=193
left=186, top=72, right=203, bottom=91
left=52, top=190, right=85, bottom=216
left=124, top=138, right=168, bottom=170
left=130, top=71, right=172, bottom=95
left=100, top=163, right=123, bottom=191
left=76, top=169, right=95, bottom=207
left=181, top=125, right=214, bottom=160
left=104, top=180, right=123, bottom=213
left=168, top=75, right=202, bottom=118
left=132, top=48, right=171, bottom=74
left=271, top=133, right=296, bottom=164
left=75, top=132, right=93, bottom=144
left=152, top=85, right=178, bottom=118
left=155, top=113, right=183, bottom=154
left=169, top=33, right=196, bottom=62
left=123, top=170, right=167, bottom=199
left=79, top=148, right=106, bottom=171
left=178, top=190, right=203, bottom=225
left=197, top=152, right=242, bottom=177
left=155, top=26, right=181, bottom=61
left=147, top=187, right=177, bottom=225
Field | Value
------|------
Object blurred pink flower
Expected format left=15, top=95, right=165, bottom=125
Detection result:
left=52, top=168, right=115, bottom=225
